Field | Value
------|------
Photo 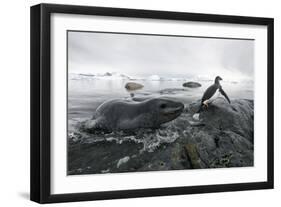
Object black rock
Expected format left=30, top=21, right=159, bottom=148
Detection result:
left=182, top=81, right=202, bottom=88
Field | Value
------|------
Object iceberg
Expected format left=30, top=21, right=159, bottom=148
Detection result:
left=148, top=75, right=161, bottom=81
left=69, top=72, right=130, bottom=80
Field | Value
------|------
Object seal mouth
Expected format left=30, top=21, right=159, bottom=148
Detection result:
left=164, top=105, right=184, bottom=115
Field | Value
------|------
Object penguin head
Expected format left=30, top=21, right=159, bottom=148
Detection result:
left=215, top=76, right=222, bottom=84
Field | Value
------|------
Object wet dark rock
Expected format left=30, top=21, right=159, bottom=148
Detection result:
left=68, top=98, right=254, bottom=175
left=189, top=98, right=254, bottom=142
left=185, top=98, right=254, bottom=168
left=184, top=144, right=203, bottom=169
left=183, top=81, right=202, bottom=88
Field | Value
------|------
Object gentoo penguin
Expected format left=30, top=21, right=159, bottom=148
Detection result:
left=193, top=76, right=231, bottom=120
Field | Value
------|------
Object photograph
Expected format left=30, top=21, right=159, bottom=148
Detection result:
left=67, top=31, right=254, bottom=175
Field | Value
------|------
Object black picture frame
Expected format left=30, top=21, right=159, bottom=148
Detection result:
left=30, top=3, right=274, bottom=204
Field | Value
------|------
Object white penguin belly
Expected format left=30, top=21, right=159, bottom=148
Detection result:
left=193, top=89, right=220, bottom=121
left=204, top=89, right=220, bottom=104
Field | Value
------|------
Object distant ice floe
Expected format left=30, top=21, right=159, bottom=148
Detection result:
left=69, top=72, right=130, bottom=80
left=148, top=75, right=187, bottom=81
left=69, top=72, right=189, bottom=82
left=147, top=75, right=161, bottom=81
left=69, top=72, right=252, bottom=84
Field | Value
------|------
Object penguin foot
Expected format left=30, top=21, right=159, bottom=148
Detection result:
left=203, top=102, right=208, bottom=109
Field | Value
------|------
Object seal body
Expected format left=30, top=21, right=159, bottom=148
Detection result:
left=84, top=98, right=184, bottom=132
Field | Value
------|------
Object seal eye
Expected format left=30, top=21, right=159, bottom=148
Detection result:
left=160, top=104, right=167, bottom=109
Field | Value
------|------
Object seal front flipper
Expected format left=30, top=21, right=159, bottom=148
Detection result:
left=219, top=87, right=231, bottom=104
left=82, top=117, right=112, bottom=134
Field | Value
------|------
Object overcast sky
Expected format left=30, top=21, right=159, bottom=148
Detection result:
left=68, top=31, right=254, bottom=80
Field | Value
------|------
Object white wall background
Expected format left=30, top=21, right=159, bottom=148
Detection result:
left=0, top=0, right=279, bottom=206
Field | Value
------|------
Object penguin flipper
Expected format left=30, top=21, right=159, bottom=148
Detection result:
left=219, top=87, right=231, bottom=104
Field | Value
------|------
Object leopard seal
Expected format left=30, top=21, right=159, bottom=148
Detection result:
left=83, top=98, right=184, bottom=132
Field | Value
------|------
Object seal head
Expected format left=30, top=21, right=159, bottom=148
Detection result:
left=146, top=98, right=184, bottom=126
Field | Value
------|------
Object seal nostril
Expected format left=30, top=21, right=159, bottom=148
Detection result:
left=160, top=104, right=167, bottom=109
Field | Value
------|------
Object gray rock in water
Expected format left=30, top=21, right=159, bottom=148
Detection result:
left=125, top=82, right=144, bottom=90
left=182, top=81, right=202, bottom=88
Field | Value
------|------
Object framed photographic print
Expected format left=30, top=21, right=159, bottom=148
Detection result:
left=30, top=3, right=274, bottom=203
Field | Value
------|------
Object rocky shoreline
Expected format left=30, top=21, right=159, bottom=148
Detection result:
left=68, top=98, right=253, bottom=175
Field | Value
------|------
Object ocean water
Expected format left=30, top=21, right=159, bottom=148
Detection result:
left=67, top=74, right=254, bottom=175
